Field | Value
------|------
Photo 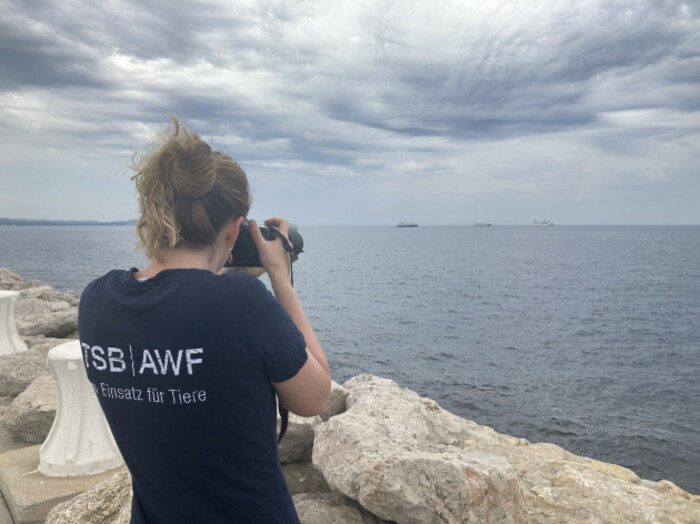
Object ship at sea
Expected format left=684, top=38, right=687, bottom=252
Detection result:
left=397, top=222, right=418, bottom=228
left=532, top=220, right=554, bottom=227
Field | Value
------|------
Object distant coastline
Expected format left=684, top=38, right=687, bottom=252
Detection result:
left=0, top=218, right=136, bottom=226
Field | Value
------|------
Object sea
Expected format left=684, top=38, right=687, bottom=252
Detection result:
left=1, top=224, right=699, bottom=494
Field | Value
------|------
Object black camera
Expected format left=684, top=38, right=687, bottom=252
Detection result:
left=226, top=220, right=304, bottom=268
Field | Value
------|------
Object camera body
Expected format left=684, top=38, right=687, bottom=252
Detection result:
left=226, top=220, right=304, bottom=268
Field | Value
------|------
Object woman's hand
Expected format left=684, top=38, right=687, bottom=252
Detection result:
left=247, top=218, right=292, bottom=283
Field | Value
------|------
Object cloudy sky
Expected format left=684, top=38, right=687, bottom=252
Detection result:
left=1, top=0, right=698, bottom=225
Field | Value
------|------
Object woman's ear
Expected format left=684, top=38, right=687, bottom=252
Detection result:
left=226, top=216, right=246, bottom=247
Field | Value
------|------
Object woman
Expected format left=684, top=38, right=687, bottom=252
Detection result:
left=78, top=116, right=331, bottom=523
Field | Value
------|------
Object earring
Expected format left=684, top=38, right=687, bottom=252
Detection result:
left=227, top=245, right=233, bottom=266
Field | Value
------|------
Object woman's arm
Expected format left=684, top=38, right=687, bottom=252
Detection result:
left=248, top=218, right=331, bottom=417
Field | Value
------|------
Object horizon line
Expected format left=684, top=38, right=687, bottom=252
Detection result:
left=1, top=218, right=699, bottom=228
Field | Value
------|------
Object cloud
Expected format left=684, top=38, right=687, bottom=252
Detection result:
left=0, top=0, right=698, bottom=223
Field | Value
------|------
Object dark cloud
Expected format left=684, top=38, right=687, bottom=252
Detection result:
left=1, top=0, right=698, bottom=224
left=4, top=0, right=697, bottom=136
left=0, top=14, right=104, bottom=88
left=347, top=2, right=697, bottom=138
left=0, top=1, right=254, bottom=89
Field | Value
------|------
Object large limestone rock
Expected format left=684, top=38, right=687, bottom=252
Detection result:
left=294, top=492, right=390, bottom=524
left=44, top=470, right=132, bottom=524
left=314, top=374, right=528, bottom=523
left=1, top=375, right=56, bottom=443
left=313, top=374, right=700, bottom=524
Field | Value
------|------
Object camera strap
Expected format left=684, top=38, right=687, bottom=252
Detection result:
left=277, top=400, right=289, bottom=443
left=277, top=233, right=295, bottom=287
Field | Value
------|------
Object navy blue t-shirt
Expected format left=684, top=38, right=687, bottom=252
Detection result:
left=78, top=268, right=308, bottom=523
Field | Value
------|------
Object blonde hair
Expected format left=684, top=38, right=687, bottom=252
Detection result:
left=130, top=116, right=250, bottom=260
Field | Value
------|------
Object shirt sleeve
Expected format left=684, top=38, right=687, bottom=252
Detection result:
left=242, top=277, right=308, bottom=383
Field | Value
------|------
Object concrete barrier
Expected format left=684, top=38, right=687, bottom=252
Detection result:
left=39, top=340, right=122, bottom=477
left=0, top=291, right=28, bottom=355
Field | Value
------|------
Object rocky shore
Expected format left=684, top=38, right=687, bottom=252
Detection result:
left=0, top=267, right=699, bottom=523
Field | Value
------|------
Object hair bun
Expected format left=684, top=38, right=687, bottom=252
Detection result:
left=167, top=138, right=217, bottom=199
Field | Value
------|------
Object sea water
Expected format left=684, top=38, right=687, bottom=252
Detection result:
left=1, top=224, right=699, bottom=493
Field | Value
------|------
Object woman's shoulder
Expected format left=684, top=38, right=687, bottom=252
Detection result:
left=81, top=269, right=132, bottom=295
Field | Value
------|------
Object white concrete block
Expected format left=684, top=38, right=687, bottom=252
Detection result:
left=39, top=341, right=123, bottom=477
left=0, top=291, right=28, bottom=355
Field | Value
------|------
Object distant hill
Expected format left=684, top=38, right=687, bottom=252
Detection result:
left=0, top=218, right=137, bottom=226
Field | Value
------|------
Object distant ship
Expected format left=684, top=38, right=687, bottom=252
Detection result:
left=397, top=222, right=418, bottom=228
left=474, top=223, right=492, bottom=227
left=532, top=220, right=554, bottom=227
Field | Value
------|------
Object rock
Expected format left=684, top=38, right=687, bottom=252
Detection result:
left=0, top=495, right=12, bottom=524
left=21, top=335, right=76, bottom=359
left=283, top=461, right=332, bottom=496
left=294, top=492, right=390, bottom=524
left=24, top=335, right=72, bottom=349
left=320, top=380, right=349, bottom=422
left=15, top=297, right=78, bottom=338
left=1, top=375, right=56, bottom=443
left=44, top=470, right=132, bottom=524
left=278, top=412, right=321, bottom=463
left=0, top=412, right=27, bottom=456
left=0, top=270, right=79, bottom=339
left=17, top=285, right=79, bottom=307
left=518, top=448, right=700, bottom=523
left=0, top=342, right=55, bottom=398
left=314, top=375, right=528, bottom=523
left=313, top=374, right=700, bottom=524
left=0, top=398, right=14, bottom=417
left=655, top=479, right=698, bottom=500
left=0, top=269, right=43, bottom=292
left=45, top=470, right=379, bottom=524
left=276, top=381, right=348, bottom=463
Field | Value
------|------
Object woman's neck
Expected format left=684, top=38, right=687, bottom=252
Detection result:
left=135, top=247, right=220, bottom=280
